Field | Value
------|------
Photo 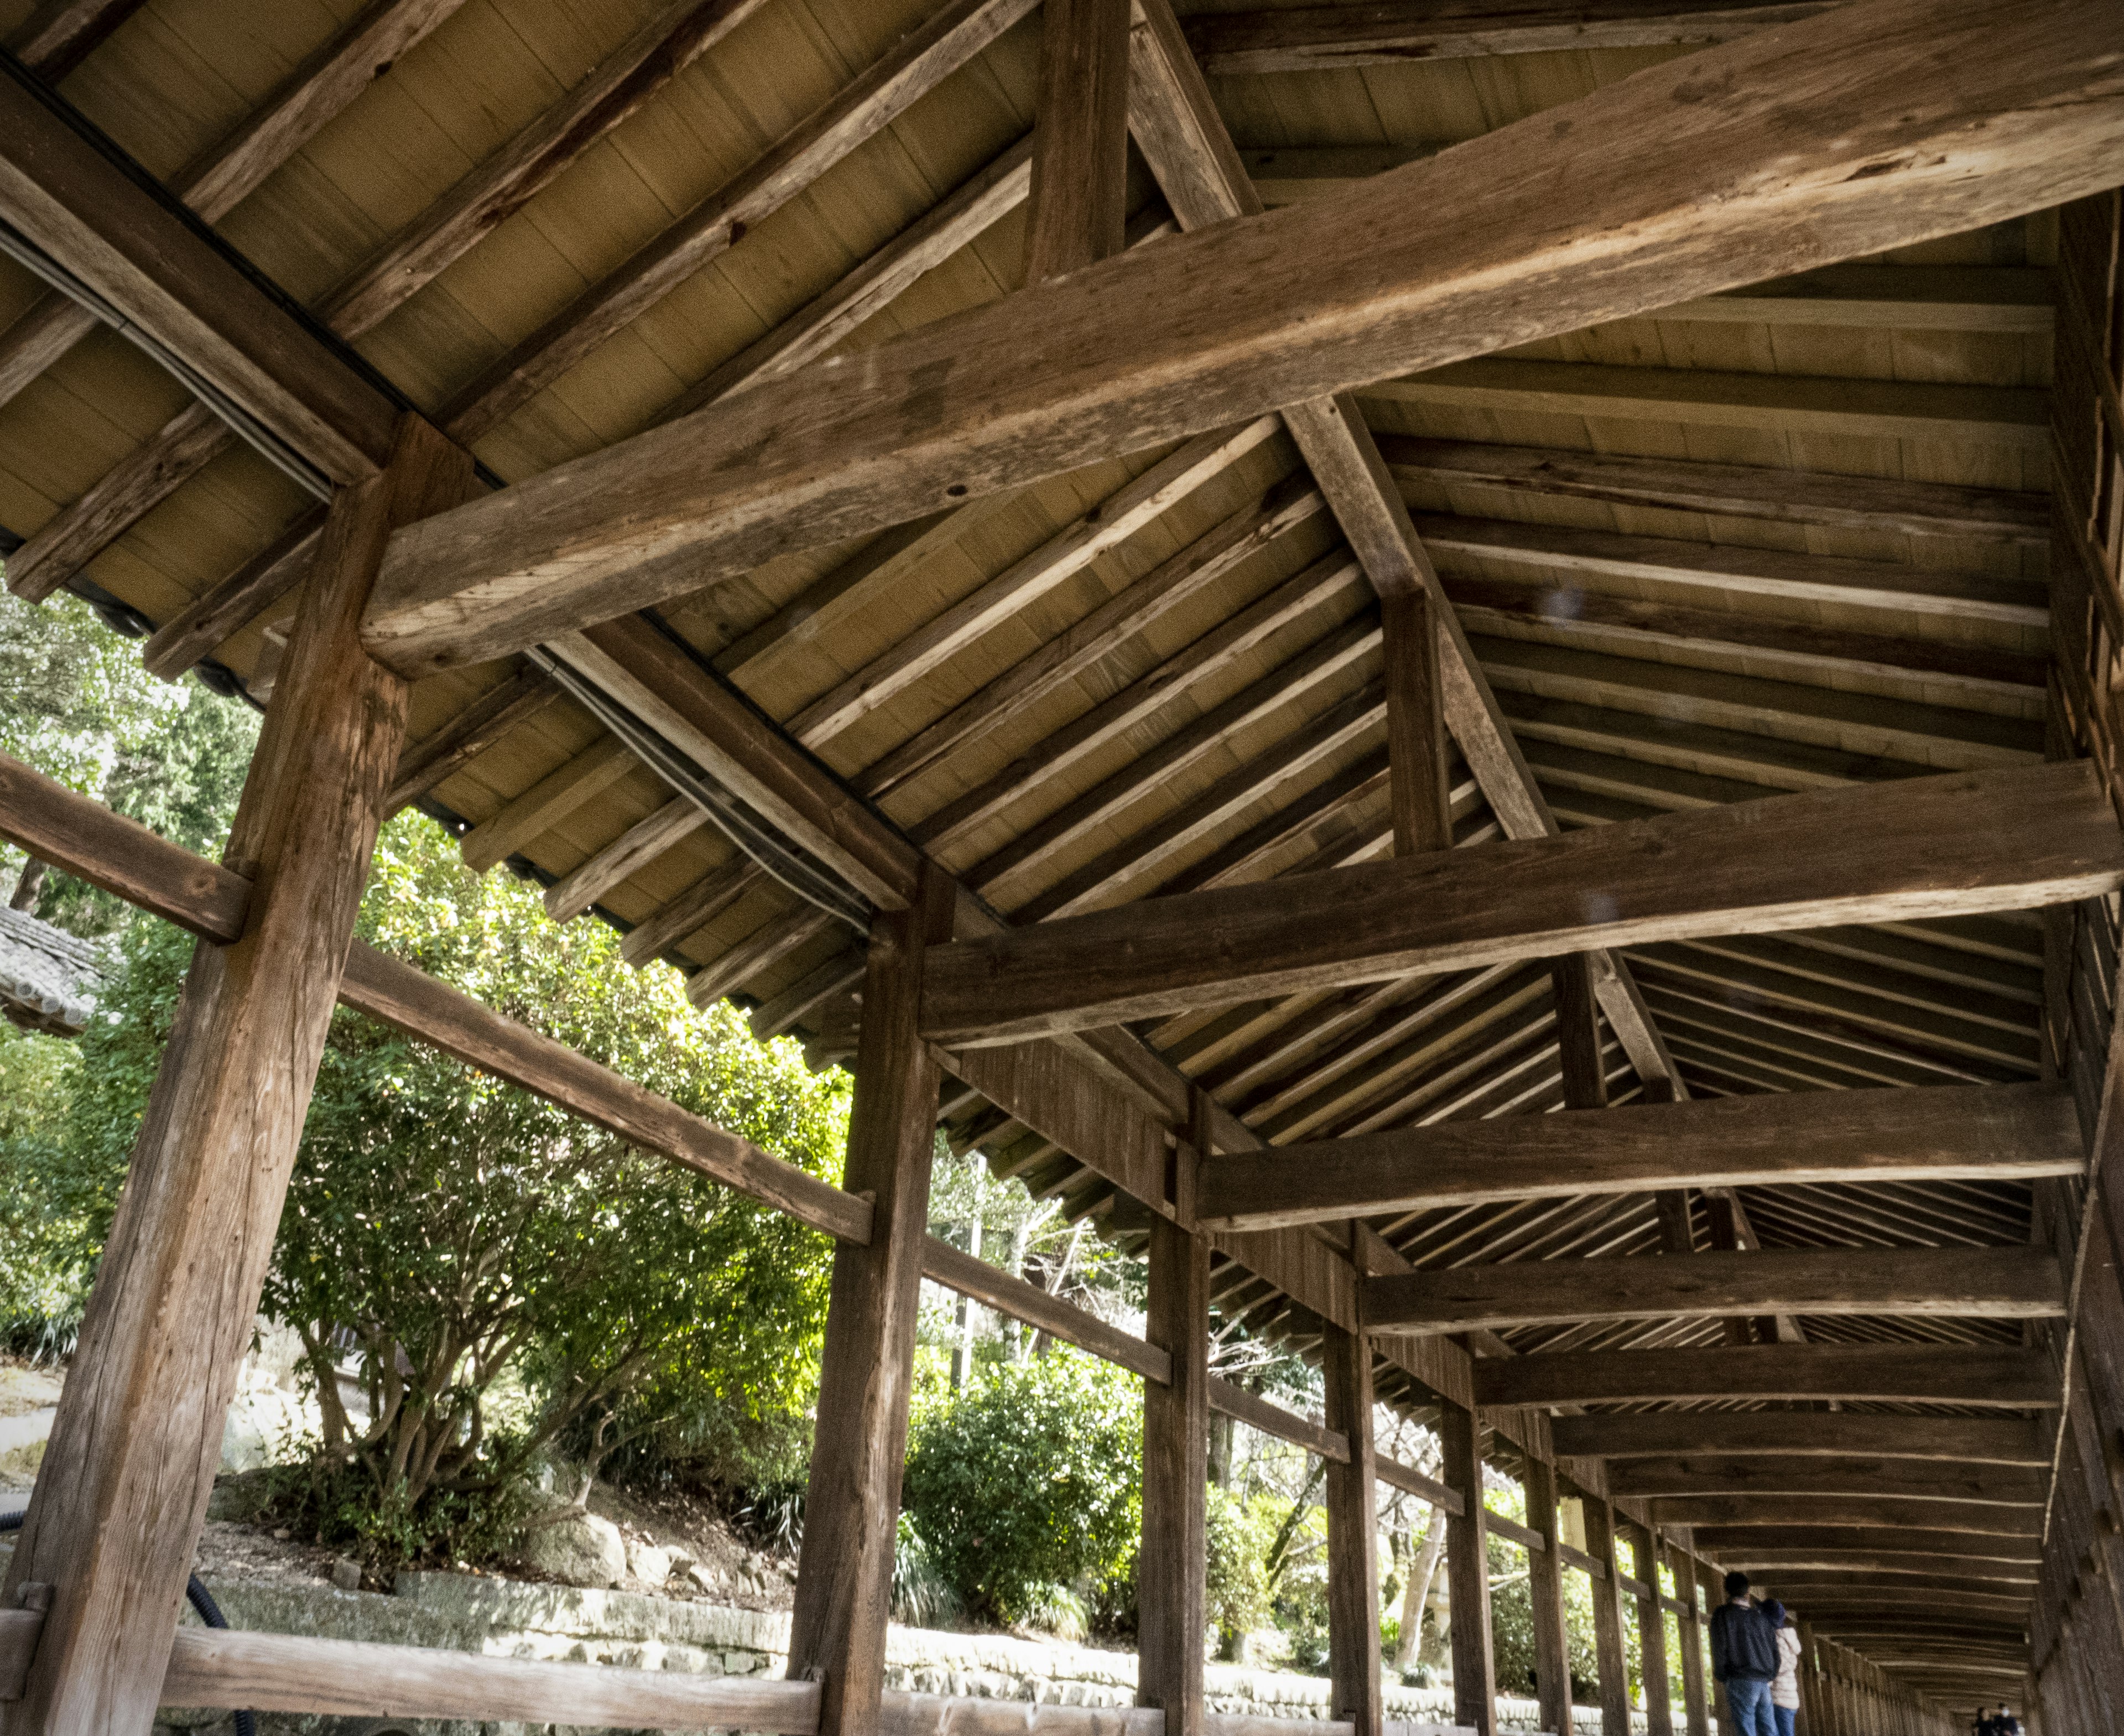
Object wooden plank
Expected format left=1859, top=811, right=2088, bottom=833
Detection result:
left=1692, top=1527, right=2041, bottom=1565
left=0, top=415, right=467, bottom=1732
left=1025, top=0, right=1129, bottom=283
left=337, top=942, right=868, bottom=1244
left=1482, top=1509, right=1548, bottom=1555
left=458, top=736, right=634, bottom=873
left=1474, top=1344, right=2058, bottom=1409
left=386, top=668, right=560, bottom=813
left=1606, top=1457, right=2048, bottom=1504
left=1185, top=1, right=1838, bottom=72
left=1439, top=1400, right=1497, bottom=1736
left=543, top=798, right=709, bottom=921
left=1550, top=1413, right=2049, bottom=1465
left=1139, top=1188, right=1210, bottom=1736
left=1523, top=1456, right=1574, bottom=1736
left=1667, top=1539, right=1708, bottom=1736
left=919, top=1232, right=1168, bottom=1383
left=356, top=0, right=2124, bottom=675
left=1323, top=1319, right=1384, bottom=1736
left=158, top=1623, right=820, bottom=1730
left=788, top=870, right=955, bottom=1736
left=0, top=1603, right=43, bottom=1701
left=939, top=1038, right=1168, bottom=1215
left=1196, top=1082, right=2082, bottom=1230
left=1376, top=1452, right=1464, bottom=1516
left=1383, top=589, right=1450, bottom=855
left=1365, top=1246, right=2064, bottom=1335
left=1378, top=438, right=2049, bottom=544
left=141, top=514, right=324, bottom=681
left=1648, top=1496, right=2043, bottom=1537
left=0, top=65, right=398, bottom=487
left=441, top=0, right=1042, bottom=442
left=1552, top=952, right=1608, bottom=1110
left=1206, top=1375, right=1349, bottom=1464
left=918, top=764, right=2124, bottom=1044
left=0, top=748, right=247, bottom=941
left=1625, top=1520, right=1674, bottom=1736
left=1584, top=1498, right=1632, bottom=1736
left=7, top=0, right=148, bottom=79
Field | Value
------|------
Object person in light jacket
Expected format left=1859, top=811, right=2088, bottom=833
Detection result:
left=1771, top=1608, right=1803, bottom=1736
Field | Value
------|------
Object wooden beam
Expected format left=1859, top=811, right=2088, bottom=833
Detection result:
left=787, top=869, right=955, bottom=1736
left=0, top=414, right=467, bottom=1731
left=1550, top=1413, right=2049, bottom=1466
left=918, top=763, right=2124, bottom=1044
left=6, top=0, right=148, bottom=81
left=1382, top=588, right=1450, bottom=855
left=1366, top=1246, right=2064, bottom=1335
left=1524, top=1454, right=1575, bottom=1736
left=1606, top=1457, right=2048, bottom=1505
left=355, top=0, right=2124, bottom=675
left=1323, top=1321, right=1384, bottom=1736
left=919, top=1231, right=1168, bottom=1384
left=1438, top=1399, right=1497, bottom=1735
left=1667, top=1537, right=1710, bottom=1736
left=1584, top=1496, right=1633, bottom=1736
left=1474, top=1343, right=2059, bottom=1409
left=1648, top=1496, right=2042, bottom=1537
left=1198, top=1082, right=2081, bottom=1230
left=1139, top=1200, right=1210, bottom=1736
left=0, top=62, right=398, bottom=490
left=1206, top=1375, right=1349, bottom=1464
left=1184, top=1, right=1840, bottom=74
left=1626, top=1520, right=1675, bottom=1736
left=1025, top=0, right=1129, bottom=283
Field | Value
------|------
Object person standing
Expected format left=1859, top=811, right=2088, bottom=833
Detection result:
left=1709, top=1571, right=1782, bottom=1736
left=1770, top=1606, right=1802, bottom=1736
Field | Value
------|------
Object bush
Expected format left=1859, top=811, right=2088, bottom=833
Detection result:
left=902, top=1349, right=1142, bottom=1630
left=1206, top=1484, right=1272, bottom=1656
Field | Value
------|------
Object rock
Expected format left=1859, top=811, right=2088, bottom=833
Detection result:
left=627, top=1540, right=674, bottom=1585
left=688, top=1563, right=718, bottom=1593
left=518, top=1510, right=627, bottom=1588
left=330, top=1557, right=362, bottom=1592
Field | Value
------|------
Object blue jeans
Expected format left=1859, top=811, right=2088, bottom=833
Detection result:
left=1774, top=1707, right=1797, bottom=1736
left=1725, top=1677, right=1778, bottom=1736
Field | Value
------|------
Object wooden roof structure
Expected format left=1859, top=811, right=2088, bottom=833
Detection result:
left=1, top=0, right=2122, bottom=1731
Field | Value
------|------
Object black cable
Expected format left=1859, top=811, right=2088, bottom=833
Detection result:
left=1, top=1509, right=257, bottom=1736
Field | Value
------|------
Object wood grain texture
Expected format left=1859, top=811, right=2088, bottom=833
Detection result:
left=0, top=67, right=398, bottom=487
left=1653, top=1496, right=2043, bottom=1539
left=1474, top=1343, right=2057, bottom=1409
left=457, top=735, right=634, bottom=873
left=1382, top=589, right=1449, bottom=856
left=1366, top=1246, right=2064, bottom=1334
left=1523, top=1455, right=1574, bottom=1736
left=1322, top=1322, right=1384, bottom=1736
left=919, top=764, right=2124, bottom=1044
left=1184, top=1, right=1837, bottom=72
left=1624, top=1520, right=1674, bottom=1736
left=543, top=797, right=708, bottom=921
left=919, top=1231, right=1169, bottom=1382
left=1138, top=1213, right=1210, bottom=1736
left=159, top=1624, right=821, bottom=1729
left=1197, top=1082, right=2081, bottom=1230
left=1206, top=1375, right=1350, bottom=1464
left=385, top=668, right=559, bottom=812
left=1666, top=1538, right=1710, bottom=1736
left=7, top=0, right=147, bottom=79
left=142, top=513, right=325, bottom=681
left=1550, top=1413, right=2048, bottom=1465
left=1025, top=0, right=1128, bottom=283
left=1583, top=1498, right=1632, bottom=1736
left=1438, top=1401, right=1496, bottom=1735
left=0, top=415, right=466, bottom=1733
left=1607, top=1457, right=2048, bottom=1504
left=358, top=0, right=2124, bottom=674
left=788, top=870, right=956, bottom=1736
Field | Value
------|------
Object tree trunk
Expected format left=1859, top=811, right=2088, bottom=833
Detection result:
left=1395, top=1507, right=1447, bottom=1670
left=8, top=854, right=46, bottom=911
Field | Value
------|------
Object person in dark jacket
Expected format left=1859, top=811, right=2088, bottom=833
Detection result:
left=1709, top=1571, right=1784, bottom=1736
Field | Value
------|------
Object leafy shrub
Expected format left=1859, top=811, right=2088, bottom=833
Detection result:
left=902, top=1349, right=1142, bottom=1630
left=1206, top=1484, right=1272, bottom=1655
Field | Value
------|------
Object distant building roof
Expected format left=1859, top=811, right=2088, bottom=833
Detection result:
left=0, top=906, right=109, bottom=1037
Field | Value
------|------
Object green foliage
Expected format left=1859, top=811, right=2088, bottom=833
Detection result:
left=1205, top=1484, right=1273, bottom=1654
left=1485, top=1492, right=1599, bottom=1705
left=0, top=1022, right=90, bottom=1356
left=903, top=1348, right=1143, bottom=1629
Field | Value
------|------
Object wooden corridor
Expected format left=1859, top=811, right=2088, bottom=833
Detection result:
left=0, top=0, right=2121, bottom=1731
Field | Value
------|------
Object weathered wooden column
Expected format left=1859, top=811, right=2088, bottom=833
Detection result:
left=1582, top=1496, right=1633, bottom=1736
left=1698, top=1563, right=1736, bottom=1736
left=1629, top=1522, right=1674, bottom=1736
left=1322, top=1319, right=1383, bottom=1736
left=787, top=865, right=956, bottom=1736
left=1550, top=953, right=1610, bottom=1111
left=1381, top=587, right=1452, bottom=856
left=1668, top=1539, right=1711, bottom=1736
left=1138, top=1093, right=1211, bottom=1736
left=0, top=414, right=467, bottom=1733
left=1438, top=1400, right=1496, bottom=1735
left=1024, top=0, right=1128, bottom=284
left=1523, top=1456, right=1574, bottom=1736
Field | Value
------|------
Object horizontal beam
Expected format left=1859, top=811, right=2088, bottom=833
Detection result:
left=1365, top=1246, right=2063, bottom=1334
left=919, top=1233, right=1170, bottom=1385
left=1548, top=1412, right=2048, bottom=1465
left=355, top=0, right=2124, bottom=674
left=1716, top=1550, right=2035, bottom=1582
left=1185, top=1, right=1840, bottom=74
left=918, top=763, right=2123, bottom=1043
left=1205, top=1376, right=1348, bottom=1464
left=1198, top=1082, right=2079, bottom=1230
left=1605, top=1456, right=2047, bottom=1505
left=1482, top=1509, right=1547, bottom=1553
left=1474, top=1344, right=2058, bottom=1408
left=1690, top=1526, right=2040, bottom=1562
left=1647, top=1496, right=2043, bottom=1536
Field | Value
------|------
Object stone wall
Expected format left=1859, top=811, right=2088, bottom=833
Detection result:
left=137, top=1568, right=1642, bottom=1736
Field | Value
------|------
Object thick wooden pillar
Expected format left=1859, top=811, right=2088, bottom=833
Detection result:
left=1630, top=1523, right=1674, bottom=1736
left=1024, top=0, right=1129, bottom=284
left=1381, top=588, right=1451, bottom=856
left=1550, top=953, right=1610, bottom=1110
left=787, top=866, right=955, bottom=1736
left=1669, top=1541, right=1710, bottom=1736
left=0, top=413, right=466, bottom=1734
left=1523, top=1456, right=1574, bottom=1736
left=1138, top=1196, right=1210, bottom=1736
left=1323, top=1322, right=1384, bottom=1736
left=1438, top=1399, right=1496, bottom=1735
left=1583, top=1496, right=1632, bottom=1736
left=1699, top=1564, right=1736, bottom=1736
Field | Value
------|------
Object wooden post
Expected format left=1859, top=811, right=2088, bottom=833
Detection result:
left=1550, top=953, right=1610, bottom=1110
left=1438, top=1399, right=1496, bottom=1736
left=1699, top=1564, right=1736, bottom=1736
left=1583, top=1496, right=1632, bottom=1736
left=0, top=413, right=467, bottom=1734
left=1023, top=0, right=1129, bottom=284
left=1138, top=1092, right=1210, bottom=1736
left=1381, top=588, right=1451, bottom=856
left=787, top=865, right=956, bottom=1736
left=1524, top=1456, right=1574, bottom=1736
left=1669, top=1541, right=1711, bottom=1736
left=1630, top=1523, right=1674, bottom=1736
left=1323, top=1321, right=1383, bottom=1736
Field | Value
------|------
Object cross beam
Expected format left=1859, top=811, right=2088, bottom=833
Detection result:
left=1196, top=1081, right=2080, bottom=1230
left=354, top=0, right=2124, bottom=675
left=916, top=763, right=2123, bottom=1044
left=1473, top=1344, right=2058, bottom=1408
